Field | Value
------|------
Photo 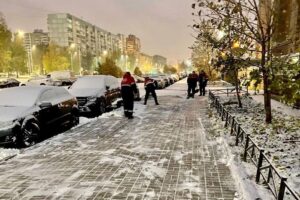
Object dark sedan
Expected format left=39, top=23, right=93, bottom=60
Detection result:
left=0, top=78, right=20, bottom=89
left=0, top=86, right=79, bottom=147
left=69, top=75, right=122, bottom=117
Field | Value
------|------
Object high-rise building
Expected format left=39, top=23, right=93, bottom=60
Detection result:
left=23, top=29, right=49, bottom=74
left=139, top=53, right=153, bottom=73
left=117, top=34, right=127, bottom=54
left=126, top=34, right=141, bottom=56
left=24, top=29, right=49, bottom=52
left=152, top=55, right=167, bottom=73
left=47, top=13, right=121, bottom=56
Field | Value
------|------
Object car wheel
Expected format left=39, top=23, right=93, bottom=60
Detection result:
left=18, top=122, right=40, bottom=147
left=71, top=114, right=79, bottom=126
left=98, top=99, right=106, bottom=116
left=40, top=83, right=46, bottom=86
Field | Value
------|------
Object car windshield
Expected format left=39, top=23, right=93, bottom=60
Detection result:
left=71, top=77, right=105, bottom=89
left=0, top=88, right=40, bottom=107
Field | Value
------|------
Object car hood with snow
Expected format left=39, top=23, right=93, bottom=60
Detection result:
left=68, top=88, right=105, bottom=98
left=0, top=106, right=35, bottom=122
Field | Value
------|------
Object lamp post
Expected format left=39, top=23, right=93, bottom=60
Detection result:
left=69, top=43, right=76, bottom=72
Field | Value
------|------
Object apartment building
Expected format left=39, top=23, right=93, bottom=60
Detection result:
left=47, top=13, right=122, bottom=56
left=126, top=34, right=141, bottom=56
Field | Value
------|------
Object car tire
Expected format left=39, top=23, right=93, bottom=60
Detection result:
left=18, top=122, right=40, bottom=147
left=71, top=114, right=79, bottom=127
left=98, top=99, right=106, bottom=116
left=40, top=83, right=46, bottom=86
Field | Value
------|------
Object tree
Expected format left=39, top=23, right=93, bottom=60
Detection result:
left=9, top=40, right=27, bottom=76
left=178, top=61, right=188, bottom=72
left=43, top=43, right=70, bottom=73
left=163, top=65, right=177, bottom=74
left=249, top=69, right=262, bottom=95
left=81, top=50, right=94, bottom=72
left=97, top=58, right=123, bottom=78
left=193, top=0, right=277, bottom=123
left=133, top=67, right=143, bottom=76
left=0, top=13, right=12, bottom=73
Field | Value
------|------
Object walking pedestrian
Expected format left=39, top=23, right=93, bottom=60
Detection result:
left=121, top=72, right=137, bottom=119
left=187, top=71, right=198, bottom=98
left=144, top=76, right=159, bottom=105
left=198, top=70, right=208, bottom=96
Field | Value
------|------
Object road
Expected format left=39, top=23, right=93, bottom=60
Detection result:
left=0, top=80, right=237, bottom=200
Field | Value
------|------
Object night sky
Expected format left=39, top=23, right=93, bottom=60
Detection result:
left=0, top=0, right=194, bottom=64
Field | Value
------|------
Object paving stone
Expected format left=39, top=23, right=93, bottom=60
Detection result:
left=0, top=95, right=237, bottom=199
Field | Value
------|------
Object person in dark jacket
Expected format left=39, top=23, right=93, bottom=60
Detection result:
left=144, top=77, right=159, bottom=105
left=198, top=70, right=208, bottom=96
left=187, top=71, right=198, bottom=98
left=121, top=72, right=137, bottom=119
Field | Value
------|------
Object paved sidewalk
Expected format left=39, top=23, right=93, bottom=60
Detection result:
left=0, top=91, right=237, bottom=199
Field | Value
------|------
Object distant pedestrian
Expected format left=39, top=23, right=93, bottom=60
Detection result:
left=187, top=71, right=198, bottom=98
left=121, top=72, right=137, bottom=119
left=198, top=70, right=208, bottom=96
left=144, top=77, right=159, bottom=105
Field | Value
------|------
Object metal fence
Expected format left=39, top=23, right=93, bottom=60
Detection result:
left=209, top=89, right=300, bottom=200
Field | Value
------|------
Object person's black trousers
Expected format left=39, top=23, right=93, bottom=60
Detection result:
left=187, top=85, right=196, bottom=98
left=199, top=85, right=206, bottom=96
left=121, top=87, right=134, bottom=117
left=144, top=89, right=158, bottom=104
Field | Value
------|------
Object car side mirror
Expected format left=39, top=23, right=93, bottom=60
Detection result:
left=39, top=102, right=52, bottom=109
left=106, top=85, right=110, bottom=90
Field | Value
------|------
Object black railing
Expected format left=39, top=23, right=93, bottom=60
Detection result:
left=209, top=89, right=300, bottom=200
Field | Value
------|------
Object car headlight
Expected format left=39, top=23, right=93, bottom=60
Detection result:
left=87, top=97, right=97, bottom=102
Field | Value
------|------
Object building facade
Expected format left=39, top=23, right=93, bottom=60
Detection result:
left=23, top=29, right=49, bottom=74
left=47, top=13, right=121, bottom=57
left=152, top=55, right=167, bottom=72
left=139, top=53, right=153, bottom=73
left=126, top=34, right=141, bottom=56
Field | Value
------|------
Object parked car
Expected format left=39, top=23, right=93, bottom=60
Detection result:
left=149, top=75, right=166, bottom=89
left=132, top=74, right=145, bottom=83
left=158, top=74, right=171, bottom=87
left=21, top=76, right=51, bottom=86
left=49, top=71, right=76, bottom=86
left=0, top=86, right=79, bottom=147
left=0, top=78, right=20, bottom=89
left=69, top=75, right=121, bottom=117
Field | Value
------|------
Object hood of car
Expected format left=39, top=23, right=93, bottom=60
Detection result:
left=69, top=88, right=105, bottom=98
left=0, top=106, right=32, bottom=122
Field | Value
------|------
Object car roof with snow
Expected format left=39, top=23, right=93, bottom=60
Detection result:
left=0, top=86, right=65, bottom=107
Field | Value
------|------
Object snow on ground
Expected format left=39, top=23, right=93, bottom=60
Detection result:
left=209, top=86, right=300, bottom=196
left=0, top=148, right=19, bottom=161
left=251, top=94, right=300, bottom=117
left=0, top=78, right=278, bottom=199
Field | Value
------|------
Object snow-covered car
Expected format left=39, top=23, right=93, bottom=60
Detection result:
left=0, top=78, right=20, bottom=89
left=149, top=75, right=165, bottom=89
left=48, top=71, right=76, bottom=86
left=69, top=75, right=121, bottom=117
left=21, top=76, right=52, bottom=86
left=0, top=86, right=79, bottom=147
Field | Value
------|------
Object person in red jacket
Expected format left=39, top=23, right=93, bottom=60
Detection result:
left=144, top=76, right=159, bottom=105
left=121, top=72, right=137, bottom=119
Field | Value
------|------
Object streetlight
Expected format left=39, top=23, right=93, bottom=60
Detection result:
left=233, top=41, right=240, bottom=48
left=69, top=43, right=76, bottom=72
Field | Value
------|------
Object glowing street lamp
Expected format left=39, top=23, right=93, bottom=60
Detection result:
left=17, top=30, right=25, bottom=38
left=103, top=50, right=108, bottom=56
left=233, top=41, right=240, bottom=48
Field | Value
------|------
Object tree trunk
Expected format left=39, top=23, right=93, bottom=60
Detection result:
left=235, top=68, right=242, bottom=108
left=261, top=43, right=272, bottom=123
